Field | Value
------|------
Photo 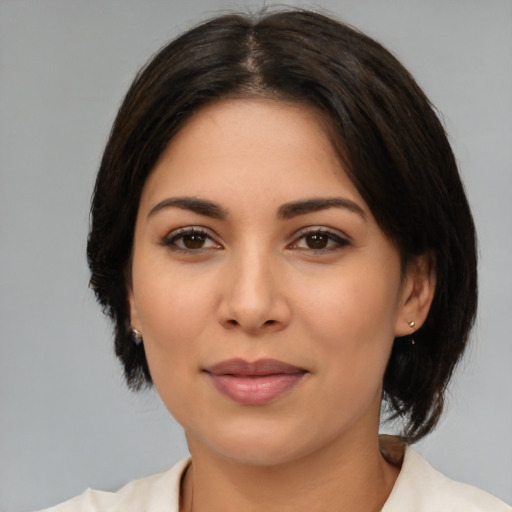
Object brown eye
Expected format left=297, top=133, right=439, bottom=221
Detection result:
left=290, top=228, right=349, bottom=253
left=162, top=227, right=221, bottom=252
left=181, top=233, right=207, bottom=249
left=305, top=233, right=329, bottom=249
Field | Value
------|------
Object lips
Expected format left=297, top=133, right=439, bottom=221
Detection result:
left=204, top=358, right=307, bottom=405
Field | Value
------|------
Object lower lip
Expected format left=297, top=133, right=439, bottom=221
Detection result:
left=207, top=373, right=305, bottom=405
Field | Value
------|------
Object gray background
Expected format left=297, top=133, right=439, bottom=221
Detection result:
left=0, top=1, right=510, bottom=510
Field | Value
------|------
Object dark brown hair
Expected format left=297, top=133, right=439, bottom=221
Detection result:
left=87, top=9, right=477, bottom=443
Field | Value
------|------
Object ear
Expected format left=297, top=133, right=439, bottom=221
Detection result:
left=394, top=254, right=436, bottom=337
left=127, top=283, right=143, bottom=334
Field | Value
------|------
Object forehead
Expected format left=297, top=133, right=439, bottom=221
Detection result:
left=139, top=99, right=366, bottom=214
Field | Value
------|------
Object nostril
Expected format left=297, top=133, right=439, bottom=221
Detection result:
left=264, top=320, right=276, bottom=326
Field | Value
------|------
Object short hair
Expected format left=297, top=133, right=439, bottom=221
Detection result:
left=87, top=9, right=477, bottom=443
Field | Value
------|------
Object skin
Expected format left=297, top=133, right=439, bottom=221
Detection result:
left=128, top=99, right=435, bottom=512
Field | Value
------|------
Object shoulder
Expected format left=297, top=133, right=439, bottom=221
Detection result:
left=36, top=458, right=190, bottom=512
left=382, top=445, right=511, bottom=512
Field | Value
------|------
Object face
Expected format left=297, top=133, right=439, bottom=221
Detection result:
left=129, top=99, right=423, bottom=466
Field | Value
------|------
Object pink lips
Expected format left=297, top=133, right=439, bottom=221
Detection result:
left=204, top=358, right=306, bottom=405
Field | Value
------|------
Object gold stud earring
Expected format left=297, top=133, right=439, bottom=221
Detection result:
left=132, top=329, right=143, bottom=346
left=408, top=321, right=416, bottom=328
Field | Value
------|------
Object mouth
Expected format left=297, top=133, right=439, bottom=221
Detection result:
left=203, top=358, right=307, bottom=406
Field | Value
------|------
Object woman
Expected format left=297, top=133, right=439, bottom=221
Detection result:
left=41, top=9, right=510, bottom=512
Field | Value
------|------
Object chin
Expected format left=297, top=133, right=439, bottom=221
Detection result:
left=214, top=438, right=306, bottom=467
left=187, top=415, right=334, bottom=468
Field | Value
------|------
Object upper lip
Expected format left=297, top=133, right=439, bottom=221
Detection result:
left=204, top=358, right=306, bottom=376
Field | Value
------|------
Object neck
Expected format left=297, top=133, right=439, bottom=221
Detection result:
left=181, top=433, right=401, bottom=512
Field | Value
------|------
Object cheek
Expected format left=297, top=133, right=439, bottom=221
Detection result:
left=294, top=270, right=400, bottom=433
left=133, top=270, right=215, bottom=422
left=131, top=261, right=220, bottom=413
left=298, top=266, right=400, bottom=340
left=133, top=259, right=218, bottom=346
left=293, top=261, right=401, bottom=383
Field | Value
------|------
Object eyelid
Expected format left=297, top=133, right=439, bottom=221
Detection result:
left=288, top=226, right=351, bottom=252
left=159, top=225, right=223, bottom=251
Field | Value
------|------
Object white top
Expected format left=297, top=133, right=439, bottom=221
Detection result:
left=38, top=446, right=511, bottom=512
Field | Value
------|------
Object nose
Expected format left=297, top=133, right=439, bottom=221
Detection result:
left=217, top=247, right=291, bottom=334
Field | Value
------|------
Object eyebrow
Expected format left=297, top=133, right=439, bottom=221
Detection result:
left=148, top=197, right=228, bottom=220
left=147, top=196, right=366, bottom=222
left=277, top=197, right=366, bottom=220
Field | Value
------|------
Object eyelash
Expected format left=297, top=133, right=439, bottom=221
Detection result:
left=160, top=227, right=221, bottom=252
left=288, top=227, right=350, bottom=254
left=159, top=226, right=350, bottom=254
